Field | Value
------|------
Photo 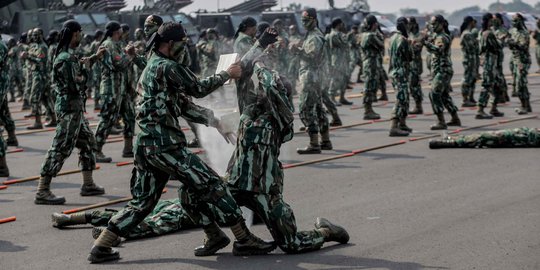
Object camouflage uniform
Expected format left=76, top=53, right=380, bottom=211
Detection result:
left=88, top=39, right=103, bottom=102
left=87, top=199, right=200, bottom=239
left=227, top=59, right=326, bottom=253
left=388, top=31, right=412, bottom=121
left=6, top=43, right=24, bottom=99
left=478, top=28, right=502, bottom=111
left=40, top=48, right=97, bottom=177
left=197, top=38, right=220, bottom=78
left=287, top=32, right=302, bottom=93
left=471, top=28, right=481, bottom=80
left=1, top=43, right=18, bottom=140
left=22, top=42, right=32, bottom=107
left=436, top=127, right=540, bottom=148
left=408, top=28, right=424, bottom=107
left=360, top=29, right=384, bottom=118
left=533, top=25, right=540, bottom=72
left=460, top=28, right=479, bottom=103
left=326, top=28, right=349, bottom=100
left=94, top=37, right=132, bottom=152
left=107, top=52, right=243, bottom=237
left=233, top=32, right=254, bottom=58
left=0, top=42, right=9, bottom=157
left=27, top=39, right=48, bottom=119
left=508, top=22, right=532, bottom=113
left=493, top=23, right=509, bottom=102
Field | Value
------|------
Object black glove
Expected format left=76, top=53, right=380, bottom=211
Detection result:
left=259, top=27, right=279, bottom=49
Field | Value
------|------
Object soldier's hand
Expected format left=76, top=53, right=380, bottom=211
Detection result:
left=259, top=27, right=279, bottom=49
left=125, top=44, right=136, bottom=56
left=96, top=47, right=107, bottom=58
left=226, top=62, right=242, bottom=79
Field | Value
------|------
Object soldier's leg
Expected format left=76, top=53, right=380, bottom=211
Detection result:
left=94, top=95, right=117, bottom=162
left=516, top=64, right=531, bottom=114
left=321, top=90, right=342, bottom=127
left=378, top=70, right=388, bottom=101
left=120, top=97, right=135, bottom=158
left=317, top=94, right=331, bottom=150
left=408, top=68, right=424, bottom=114
left=389, top=78, right=410, bottom=136
left=0, top=98, right=18, bottom=146
left=0, top=134, right=8, bottom=177
left=440, top=76, right=461, bottom=126
left=42, top=85, right=57, bottom=127
left=52, top=209, right=116, bottom=228
left=339, top=73, right=353, bottom=105
left=363, top=69, right=380, bottom=120
left=298, top=77, right=322, bottom=154
left=22, top=69, right=32, bottom=109
left=76, top=117, right=104, bottom=196
left=28, top=74, right=45, bottom=129
left=429, top=73, right=448, bottom=130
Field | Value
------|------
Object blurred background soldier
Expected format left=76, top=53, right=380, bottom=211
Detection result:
left=233, top=16, right=257, bottom=57
left=327, top=18, right=352, bottom=106
left=6, top=38, right=22, bottom=102
left=507, top=13, right=532, bottom=114
left=360, top=15, right=383, bottom=120
left=89, top=30, right=104, bottom=110
left=493, top=13, right=510, bottom=102
left=0, top=36, right=12, bottom=176
left=460, top=16, right=479, bottom=107
left=408, top=17, right=424, bottom=114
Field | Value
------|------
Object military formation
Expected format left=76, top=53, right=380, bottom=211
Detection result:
left=0, top=7, right=539, bottom=264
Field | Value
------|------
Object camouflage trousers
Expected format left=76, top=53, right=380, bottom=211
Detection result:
left=390, top=76, right=410, bottom=120
left=42, top=83, right=56, bottom=119
left=453, top=127, right=540, bottom=148
left=23, top=68, right=31, bottom=102
left=321, top=89, right=340, bottom=121
left=107, top=144, right=243, bottom=237
left=429, top=72, right=458, bottom=114
left=95, top=94, right=135, bottom=147
left=0, top=98, right=15, bottom=132
left=494, top=64, right=508, bottom=102
left=362, top=65, right=379, bottom=105
left=461, top=56, right=477, bottom=98
left=8, top=67, right=23, bottom=98
left=478, top=67, right=503, bottom=108
left=30, top=72, right=46, bottom=114
left=409, top=65, right=423, bottom=103
left=0, top=75, right=8, bottom=157
left=512, top=61, right=530, bottom=101
left=40, top=110, right=97, bottom=176
left=328, top=67, right=347, bottom=97
left=298, top=73, right=329, bottom=135
left=92, top=64, right=102, bottom=100
left=88, top=198, right=200, bottom=239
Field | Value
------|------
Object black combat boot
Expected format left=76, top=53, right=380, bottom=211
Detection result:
left=516, top=98, right=529, bottom=115
left=95, top=145, right=112, bottom=163
left=21, top=99, right=31, bottom=110
left=462, top=94, right=476, bottom=107
left=44, top=113, right=57, bottom=127
left=194, top=223, right=231, bottom=256
left=408, top=100, right=423, bottom=114
left=363, top=103, right=381, bottom=120
left=315, top=217, right=350, bottom=244
left=121, top=137, right=134, bottom=158
left=429, top=139, right=458, bottom=149
left=231, top=220, right=276, bottom=256
left=475, top=106, right=493, bottom=119
left=489, top=103, right=504, bottom=117
left=27, top=114, right=43, bottom=130
left=88, top=228, right=120, bottom=263
left=297, top=133, right=322, bottom=154
left=6, top=129, right=18, bottom=147
left=320, top=130, right=333, bottom=150
left=446, top=112, right=461, bottom=126
left=51, top=212, right=90, bottom=228
left=389, top=118, right=410, bottom=137
left=34, top=175, right=66, bottom=205
left=339, top=91, right=353, bottom=105
left=80, top=170, right=105, bottom=196
left=0, top=156, right=9, bottom=177
left=430, top=113, right=447, bottom=130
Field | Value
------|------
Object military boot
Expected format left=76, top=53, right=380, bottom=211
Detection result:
left=489, top=103, right=504, bottom=117
left=389, top=118, right=410, bottom=137
left=21, top=99, right=31, bottom=110
left=516, top=99, right=529, bottom=115
left=34, top=175, right=66, bottom=205
left=80, top=170, right=105, bottom=196
left=27, top=114, right=43, bottom=130
left=526, top=100, right=532, bottom=112
left=446, top=112, right=461, bottom=126
left=6, top=129, right=18, bottom=147
left=339, top=91, right=353, bottom=105
left=430, top=113, right=448, bottom=130
left=469, top=91, right=477, bottom=104
left=329, top=114, right=342, bottom=127
left=51, top=212, right=89, bottom=228
left=95, top=145, right=112, bottom=163
left=378, top=87, right=388, bottom=101
left=462, top=94, right=476, bottom=107
left=297, top=133, right=322, bottom=154
left=121, top=137, right=134, bottom=158
left=88, top=228, right=120, bottom=263
left=398, top=117, right=413, bottom=133
left=231, top=220, right=276, bottom=256
left=194, top=223, right=231, bottom=256
left=429, top=138, right=458, bottom=149
left=44, top=113, right=57, bottom=127
left=408, top=100, right=423, bottom=114
left=92, top=227, right=122, bottom=247
left=187, top=138, right=200, bottom=148
left=0, top=156, right=10, bottom=177
left=363, top=103, right=381, bottom=120
left=315, top=217, right=350, bottom=244
left=94, top=97, right=102, bottom=111
left=475, top=106, right=493, bottom=119
left=320, top=130, right=333, bottom=150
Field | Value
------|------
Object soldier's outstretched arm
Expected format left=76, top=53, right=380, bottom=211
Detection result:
left=178, top=97, right=219, bottom=128
left=167, top=62, right=237, bottom=99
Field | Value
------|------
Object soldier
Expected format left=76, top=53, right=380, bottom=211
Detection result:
left=272, top=19, right=290, bottom=76
left=92, top=21, right=132, bottom=163
left=89, top=30, right=104, bottom=110
left=21, top=28, right=50, bottom=130
left=471, top=19, right=481, bottom=83
left=6, top=38, right=22, bottom=102
left=88, top=22, right=275, bottom=263
left=407, top=17, right=424, bottom=114
left=3, top=39, right=20, bottom=147
left=347, top=24, right=360, bottom=85
left=34, top=20, right=106, bottom=205
left=0, top=38, right=11, bottom=177
left=429, top=127, right=540, bottom=148
left=477, top=13, right=504, bottom=119
left=290, top=8, right=332, bottom=154
left=493, top=13, right=510, bottom=102
left=222, top=29, right=350, bottom=253
left=20, top=31, right=32, bottom=111
left=533, top=19, right=540, bottom=73
left=460, top=16, right=479, bottom=107
left=507, top=13, right=532, bottom=114
left=233, top=16, right=257, bottom=57
left=52, top=198, right=200, bottom=244
left=43, top=29, right=60, bottom=127
left=198, top=28, right=221, bottom=78
left=360, top=15, right=383, bottom=120
left=327, top=18, right=353, bottom=106
left=423, top=15, right=461, bottom=130
left=287, top=24, right=302, bottom=94
left=388, top=17, right=412, bottom=137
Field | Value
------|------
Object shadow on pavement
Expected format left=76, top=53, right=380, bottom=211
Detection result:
left=0, top=240, right=27, bottom=253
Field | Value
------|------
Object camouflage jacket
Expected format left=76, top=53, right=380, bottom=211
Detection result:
left=52, top=48, right=87, bottom=113
left=326, top=28, right=349, bottom=69
left=388, top=32, right=412, bottom=80
left=27, top=41, right=48, bottom=73
left=99, top=38, right=131, bottom=96
left=408, top=30, right=424, bottom=74
left=479, top=29, right=501, bottom=72
left=460, top=29, right=478, bottom=59
left=508, top=27, right=531, bottom=65
left=424, top=32, right=452, bottom=75
left=197, top=39, right=220, bottom=66
left=360, top=31, right=385, bottom=73
left=0, top=42, right=9, bottom=98
left=297, top=28, right=326, bottom=79
left=234, top=32, right=255, bottom=57
left=135, top=51, right=229, bottom=148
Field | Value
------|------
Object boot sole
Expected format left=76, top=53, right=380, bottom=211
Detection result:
left=81, top=190, right=105, bottom=196
left=87, top=253, right=120, bottom=264
left=194, top=237, right=231, bottom=256
left=232, top=244, right=277, bottom=256
left=35, top=198, right=66, bottom=205
left=475, top=116, right=493, bottom=119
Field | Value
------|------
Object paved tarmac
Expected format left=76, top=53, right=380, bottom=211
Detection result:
left=1, top=47, right=539, bottom=270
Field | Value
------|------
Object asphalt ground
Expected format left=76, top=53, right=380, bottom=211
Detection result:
left=1, top=47, right=539, bottom=270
